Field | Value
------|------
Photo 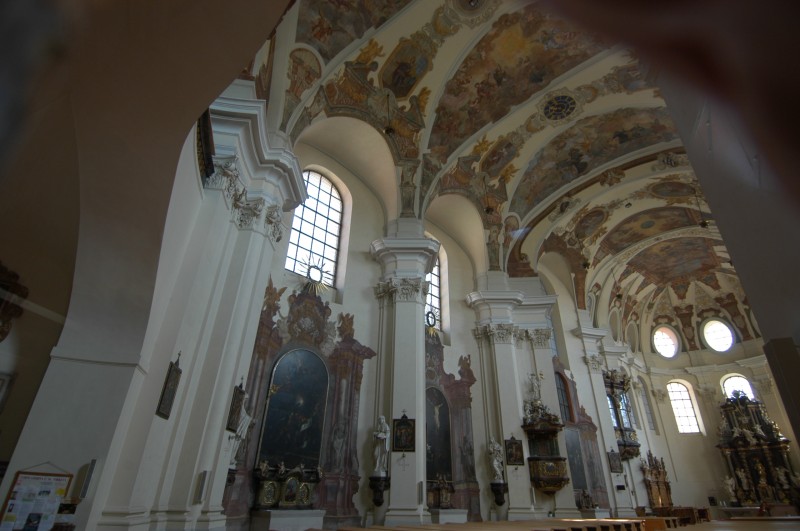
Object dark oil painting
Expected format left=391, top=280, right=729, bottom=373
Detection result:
left=259, top=349, right=328, bottom=469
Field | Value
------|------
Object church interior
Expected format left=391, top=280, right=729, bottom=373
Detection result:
left=1, top=0, right=800, bottom=530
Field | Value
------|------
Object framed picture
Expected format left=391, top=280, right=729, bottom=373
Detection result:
left=226, top=385, right=246, bottom=432
left=505, top=436, right=524, bottom=466
left=607, top=449, right=623, bottom=473
left=156, top=355, right=182, bottom=419
left=392, top=415, right=415, bottom=453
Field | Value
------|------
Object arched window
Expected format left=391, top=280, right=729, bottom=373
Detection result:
left=666, top=382, right=701, bottom=433
left=638, top=377, right=657, bottom=432
left=556, top=374, right=573, bottom=422
left=620, top=391, right=636, bottom=429
left=285, top=170, right=343, bottom=285
left=425, top=256, right=441, bottom=330
left=722, top=375, right=755, bottom=399
left=607, top=395, right=619, bottom=428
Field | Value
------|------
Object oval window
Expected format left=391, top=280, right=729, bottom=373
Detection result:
left=653, top=326, right=679, bottom=358
left=702, top=319, right=734, bottom=352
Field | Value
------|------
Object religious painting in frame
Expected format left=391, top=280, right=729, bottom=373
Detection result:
left=156, top=354, right=182, bottom=419
left=226, top=384, right=246, bottom=433
left=505, top=436, right=524, bottom=466
left=392, top=415, right=415, bottom=453
left=607, top=449, right=623, bottom=473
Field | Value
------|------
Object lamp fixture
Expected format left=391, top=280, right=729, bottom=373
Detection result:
left=483, top=176, right=495, bottom=215
left=382, top=93, right=395, bottom=136
left=693, top=185, right=710, bottom=228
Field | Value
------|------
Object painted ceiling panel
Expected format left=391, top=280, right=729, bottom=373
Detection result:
left=296, top=0, right=412, bottom=63
left=601, top=207, right=698, bottom=255
left=427, top=4, right=605, bottom=161
left=509, top=107, right=678, bottom=216
left=628, top=237, right=721, bottom=285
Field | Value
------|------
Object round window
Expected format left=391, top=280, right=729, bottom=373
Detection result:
left=653, top=326, right=679, bottom=358
left=702, top=319, right=734, bottom=352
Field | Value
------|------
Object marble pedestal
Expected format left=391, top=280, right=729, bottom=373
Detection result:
left=249, top=509, right=325, bottom=531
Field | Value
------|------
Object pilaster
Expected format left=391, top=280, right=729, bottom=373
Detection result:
left=370, top=225, right=438, bottom=526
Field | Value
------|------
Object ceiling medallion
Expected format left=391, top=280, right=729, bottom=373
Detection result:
left=445, top=0, right=499, bottom=28
left=542, top=94, right=578, bottom=121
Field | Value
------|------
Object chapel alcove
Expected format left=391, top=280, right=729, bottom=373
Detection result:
left=424, top=332, right=481, bottom=520
left=222, top=279, right=376, bottom=529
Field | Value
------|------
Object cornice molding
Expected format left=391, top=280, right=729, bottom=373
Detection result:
left=210, top=96, right=305, bottom=211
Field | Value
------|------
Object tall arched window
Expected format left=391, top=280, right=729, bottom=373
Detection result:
left=285, top=170, right=343, bottom=285
left=556, top=374, right=573, bottom=423
left=638, top=377, right=657, bottom=432
left=425, top=256, right=441, bottom=330
left=620, top=392, right=636, bottom=429
left=607, top=395, right=619, bottom=428
left=666, top=382, right=701, bottom=433
left=722, top=375, right=755, bottom=399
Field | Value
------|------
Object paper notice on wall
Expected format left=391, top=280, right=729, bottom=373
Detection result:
left=0, top=472, right=72, bottom=531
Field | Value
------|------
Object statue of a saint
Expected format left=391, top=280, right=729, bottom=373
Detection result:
left=373, top=415, right=390, bottom=476
left=775, top=466, right=790, bottom=489
left=230, top=392, right=253, bottom=468
left=736, top=467, right=750, bottom=491
left=724, top=475, right=737, bottom=500
left=488, top=437, right=504, bottom=482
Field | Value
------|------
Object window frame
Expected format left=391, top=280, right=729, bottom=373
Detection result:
left=652, top=324, right=681, bottom=358
left=285, top=169, right=344, bottom=286
left=700, top=317, right=735, bottom=353
left=637, top=377, right=658, bottom=432
left=721, top=374, right=755, bottom=400
left=555, top=373, right=574, bottom=423
left=666, top=381, right=703, bottom=434
left=425, top=256, right=442, bottom=332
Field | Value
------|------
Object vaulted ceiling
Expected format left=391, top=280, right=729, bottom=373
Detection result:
left=273, top=0, right=757, bottom=347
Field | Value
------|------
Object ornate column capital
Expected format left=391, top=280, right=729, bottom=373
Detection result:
left=584, top=355, right=605, bottom=373
left=651, top=389, right=667, bottom=403
left=528, top=328, right=552, bottom=348
left=696, top=384, right=722, bottom=403
left=208, top=156, right=288, bottom=236
left=373, top=277, right=428, bottom=304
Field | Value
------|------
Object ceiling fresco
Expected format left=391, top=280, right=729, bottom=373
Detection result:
left=428, top=5, right=605, bottom=162
left=509, top=107, right=678, bottom=215
left=600, top=207, right=700, bottom=255
left=277, top=0, right=756, bottom=349
left=296, top=0, right=412, bottom=63
left=628, top=238, right=722, bottom=285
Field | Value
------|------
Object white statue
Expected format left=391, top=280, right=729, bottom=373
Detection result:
left=230, top=392, right=253, bottom=468
left=775, top=466, right=790, bottom=489
left=488, top=437, right=504, bottom=482
left=724, top=475, right=737, bottom=500
left=373, top=415, right=390, bottom=476
left=736, top=467, right=750, bottom=491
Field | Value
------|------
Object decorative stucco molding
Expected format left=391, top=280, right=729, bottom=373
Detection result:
left=373, top=277, right=428, bottom=304
left=530, top=328, right=552, bottom=348
left=584, top=355, right=604, bottom=373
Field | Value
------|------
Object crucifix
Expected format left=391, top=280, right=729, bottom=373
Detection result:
left=396, top=455, right=411, bottom=472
